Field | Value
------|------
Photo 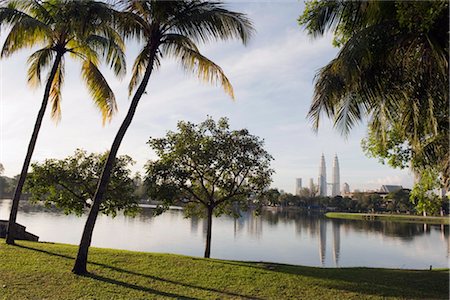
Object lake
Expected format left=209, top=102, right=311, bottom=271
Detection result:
left=1, top=199, right=448, bottom=269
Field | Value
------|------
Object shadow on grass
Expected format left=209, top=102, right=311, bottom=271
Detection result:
left=84, top=273, right=198, bottom=300
left=14, top=243, right=261, bottom=300
left=14, top=242, right=448, bottom=299
left=201, top=258, right=449, bottom=299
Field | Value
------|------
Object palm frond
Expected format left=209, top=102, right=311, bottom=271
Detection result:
left=307, top=22, right=400, bottom=133
left=169, top=1, right=254, bottom=45
left=162, top=35, right=233, bottom=99
left=0, top=9, right=50, bottom=57
left=66, top=39, right=100, bottom=66
left=49, top=56, right=64, bottom=122
left=27, top=47, right=54, bottom=88
left=113, top=10, right=146, bottom=42
left=128, top=43, right=153, bottom=96
left=81, top=59, right=117, bottom=124
left=85, top=33, right=126, bottom=78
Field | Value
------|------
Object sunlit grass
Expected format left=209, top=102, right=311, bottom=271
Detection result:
left=0, top=239, right=448, bottom=299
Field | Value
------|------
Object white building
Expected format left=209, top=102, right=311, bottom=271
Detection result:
left=295, top=178, right=302, bottom=195
left=318, top=154, right=327, bottom=197
left=331, top=154, right=341, bottom=197
left=309, top=178, right=315, bottom=194
left=342, top=182, right=350, bottom=194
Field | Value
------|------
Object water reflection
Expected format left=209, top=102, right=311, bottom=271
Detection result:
left=332, top=221, right=341, bottom=266
left=0, top=200, right=448, bottom=268
left=319, top=219, right=326, bottom=266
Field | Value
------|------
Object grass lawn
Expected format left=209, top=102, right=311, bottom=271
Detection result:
left=325, top=212, right=449, bottom=225
left=0, top=239, right=448, bottom=299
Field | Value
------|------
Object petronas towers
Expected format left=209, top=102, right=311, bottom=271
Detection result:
left=318, top=154, right=340, bottom=197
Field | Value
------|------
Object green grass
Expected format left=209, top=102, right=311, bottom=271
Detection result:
left=326, top=212, right=450, bottom=225
left=0, top=240, right=448, bottom=299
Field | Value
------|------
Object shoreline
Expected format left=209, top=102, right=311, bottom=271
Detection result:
left=325, top=212, right=449, bottom=225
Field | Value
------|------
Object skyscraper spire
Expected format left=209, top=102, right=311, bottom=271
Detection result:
left=318, top=154, right=327, bottom=196
left=332, top=154, right=340, bottom=197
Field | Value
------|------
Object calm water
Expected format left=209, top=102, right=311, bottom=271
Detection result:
left=1, top=199, right=448, bottom=269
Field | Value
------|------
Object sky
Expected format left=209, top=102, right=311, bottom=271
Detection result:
left=0, top=1, right=414, bottom=194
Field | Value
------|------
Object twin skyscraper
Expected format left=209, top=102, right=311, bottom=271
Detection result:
left=295, top=154, right=341, bottom=197
left=318, top=154, right=340, bottom=197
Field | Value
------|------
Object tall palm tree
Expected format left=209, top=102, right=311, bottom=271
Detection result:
left=0, top=0, right=125, bottom=244
left=72, top=0, right=253, bottom=275
left=299, top=1, right=449, bottom=186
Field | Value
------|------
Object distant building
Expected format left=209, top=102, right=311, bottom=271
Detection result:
left=309, top=178, right=315, bottom=194
left=342, top=182, right=350, bottom=194
left=331, top=154, right=340, bottom=197
left=318, top=154, right=327, bottom=197
left=379, top=185, right=403, bottom=194
left=295, top=178, right=302, bottom=195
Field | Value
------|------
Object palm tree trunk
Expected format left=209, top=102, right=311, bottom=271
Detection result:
left=6, top=53, right=63, bottom=245
left=72, top=51, right=156, bottom=275
left=204, top=206, right=213, bottom=258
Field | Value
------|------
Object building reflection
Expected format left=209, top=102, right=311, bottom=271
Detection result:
left=318, top=219, right=326, bottom=266
left=332, top=221, right=341, bottom=266
left=246, top=212, right=263, bottom=239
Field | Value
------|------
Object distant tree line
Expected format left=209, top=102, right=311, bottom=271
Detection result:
left=0, top=175, right=18, bottom=199
left=261, top=188, right=449, bottom=216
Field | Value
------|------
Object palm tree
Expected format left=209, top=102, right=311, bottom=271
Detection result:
left=299, top=1, right=449, bottom=187
left=0, top=0, right=125, bottom=245
left=72, top=0, right=254, bottom=275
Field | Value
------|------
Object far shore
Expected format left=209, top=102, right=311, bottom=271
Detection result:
left=326, top=212, right=449, bottom=225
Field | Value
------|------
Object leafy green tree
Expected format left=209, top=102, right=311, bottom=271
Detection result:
left=410, top=168, right=445, bottom=216
left=262, top=188, right=281, bottom=206
left=145, top=118, right=273, bottom=258
left=25, top=149, right=139, bottom=217
left=385, top=189, right=414, bottom=213
left=0, top=0, right=125, bottom=245
left=73, top=0, right=253, bottom=274
left=298, top=187, right=317, bottom=198
left=299, top=1, right=449, bottom=201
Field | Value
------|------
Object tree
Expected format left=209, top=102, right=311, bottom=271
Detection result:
left=145, top=117, right=273, bottom=258
left=261, top=188, right=281, bottom=206
left=298, top=187, right=317, bottom=198
left=299, top=1, right=449, bottom=202
left=24, top=149, right=139, bottom=217
left=73, top=0, right=253, bottom=274
left=385, top=189, right=414, bottom=214
left=0, top=0, right=125, bottom=245
left=410, top=168, right=446, bottom=216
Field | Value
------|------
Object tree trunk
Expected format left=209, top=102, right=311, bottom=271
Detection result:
left=204, top=206, right=213, bottom=258
left=72, top=49, right=157, bottom=275
left=6, top=53, right=62, bottom=245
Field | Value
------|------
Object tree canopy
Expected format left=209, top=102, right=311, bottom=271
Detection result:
left=145, top=117, right=273, bottom=257
left=25, top=149, right=139, bottom=217
left=299, top=1, right=449, bottom=202
left=0, top=0, right=125, bottom=122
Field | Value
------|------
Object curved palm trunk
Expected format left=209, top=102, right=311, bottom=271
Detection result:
left=6, top=53, right=63, bottom=245
left=72, top=50, right=156, bottom=275
left=204, top=206, right=213, bottom=258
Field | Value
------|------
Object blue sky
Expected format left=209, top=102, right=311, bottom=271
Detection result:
left=0, top=1, right=413, bottom=193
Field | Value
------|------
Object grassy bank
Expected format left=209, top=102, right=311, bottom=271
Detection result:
left=0, top=240, right=448, bottom=299
left=325, top=212, right=449, bottom=225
